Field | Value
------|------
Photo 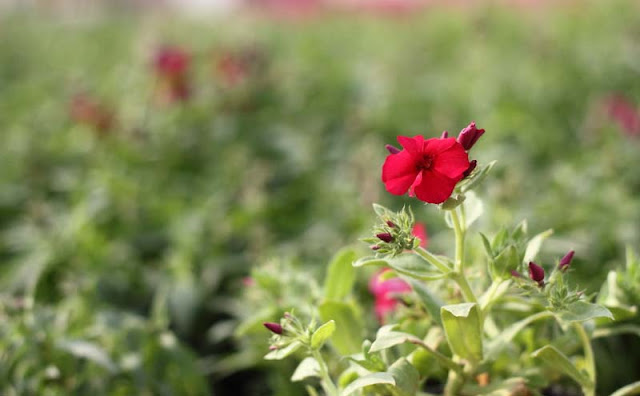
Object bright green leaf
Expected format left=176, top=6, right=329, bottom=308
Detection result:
left=555, top=301, right=614, bottom=323
left=369, top=325, right=420, bottom=353
left=311, top=320, right=336, bottom=349
left=523, top=229, right=553, bottom=264
left=341, top=372, right=396, bottom=396
left=291, top=357, right=320, bottom=382
left=404, top=277, right=443, bottom=325
left=57, top=340, right=117, bottom=373
left=387, top=358, right=420, bottom=396
left=463, top=191, right=483, bottom=229
left=441, top=303, right=483, bottom=363
left=325, top=248, right=357, bottom=300
left=319, top=301, right=362, bottom=355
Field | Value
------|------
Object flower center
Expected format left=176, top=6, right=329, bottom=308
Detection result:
left=416, top=154, right=433, bottom=171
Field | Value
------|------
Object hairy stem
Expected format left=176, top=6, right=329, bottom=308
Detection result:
left=573, top=322, right=596, bottom=396
left=311, top=349, right=338, bottom=396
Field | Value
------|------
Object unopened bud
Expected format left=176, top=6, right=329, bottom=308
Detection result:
left=441, top=131, right=449, bottom=139
left=386, top=220, right=396, bottom=228
left=385, top=144, right=401, bottom=154
left=528, top=262, right=545, bottom=286
left=376, top=233, right=394, bottom=243
left=457, top=121, right=485, bottom=151
left=463, top=160, right=477, bottom=178
left=510, top=270, right=522, bottom=278
left=559, top=250, right=575, bottom=271
left=370, top=245, right=381, bottom=251
left=264, top=322, right=283, bottom=335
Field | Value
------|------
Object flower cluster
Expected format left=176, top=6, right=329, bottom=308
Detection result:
left=382, top=122, right=484, bottom=204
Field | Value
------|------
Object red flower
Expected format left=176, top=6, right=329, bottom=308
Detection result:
left=369, top=269, right=411, bottom=323
left=382, top=136, right=470, bottom=204
left=412, top=223, right=428, bottom=248
left=153, top=46, right=191, bottom=103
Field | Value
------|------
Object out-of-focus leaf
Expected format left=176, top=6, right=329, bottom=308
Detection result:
left=264, top=341, right=303, bottom=360
left=57, top=340, right=117, bottom=373
left=291, top=357, right=321, bottom=382
left=532, top=345, right=593, bottom=389
left=319, top=301, right=362, bottom=355
left=404, top=277, right=443, bottom=325
left=325, top=248, right=356, bottom=300
left=523, top=229, right=553, bottom=264
left=441, top=303, right=483, bottom=364
left=311, top=320, right=336, bottom=350
left=554, top=301, right=613, bottom=323
left=387, top=358, right=419, bottom=396
left=341, top=372, right=396, bottom=396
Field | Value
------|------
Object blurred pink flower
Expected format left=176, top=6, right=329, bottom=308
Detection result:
left=604, top=95, right=640, bottom=137
left=69, top=94, right=114, bottom=134
left=369, top=269, right=411, bottom=323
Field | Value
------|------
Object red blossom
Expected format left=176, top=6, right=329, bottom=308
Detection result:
left=382, top=135, right=470, bottom=204
left=369, top=269, right=411, bottom=323
left=153, top=46, right=191, bottom=103
left=605, top=95, right=640, bottom=137
left=412, top=223, right=428, bottom=248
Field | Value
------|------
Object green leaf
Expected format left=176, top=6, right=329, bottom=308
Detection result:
left=57, top=340, right=116, bottom=373
left=609, top=380, right=640, bottom=396
left=460, top=160, right=496, bottom=193
left=523, top=229, right=553, bottom=264
left=479, top=233, right=493, bottom=258
left=532, top=345, right=593, bottom=389
left=386, top=254, right=447, bottom=280
left=291, top=357, right=321, bottom=382
left=485, top=311, right=553, bottom=360
left=404, top=277, right=443, bottom=325
left=555, top=301, right=614, bottom=323
left=325, top=248, right=357, bottom=300
left=463, top=191, right=483, bottom=229
left=387, top=358, right=420, bottom=396
left=341, top=372, right=396, bottom=396
left=373, top=203, right=391, bottom=218
left=311, top=320, right=336, bottom=349
left=369, top=325, right=420, bottom=353
left=319, top=301, right=362, bottom=355
left=441, top=303, right=483, bottom=363
left=264, top=341, right=303, bottom=360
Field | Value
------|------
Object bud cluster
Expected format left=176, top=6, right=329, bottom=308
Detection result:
left=263, top=312, right=309, bottom=351
left=361, top=205, right=420, bottom=256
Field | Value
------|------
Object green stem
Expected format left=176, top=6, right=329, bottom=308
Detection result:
left=414, top=246, right=451, bottom=273
left=610, top=381, right=640, bottom=396
left=443, top=367, right=465, bottom=396
left=449, top=208, right=477, bottom=303
left=407, top=339, right=463, bottom=374
left=451, top=272, right=478, bottom=304
left=311, top=349, right=338, bottom=396
left=573, top=322, right=596, bottom=396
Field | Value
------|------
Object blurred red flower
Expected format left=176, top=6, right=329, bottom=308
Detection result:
left=153, top=46, right=191, bottom=103
left=369, top=269, right=411, bottom=323
left=69, top=94, right=114, bottom=134
left=412, top=222, right=428, bottom=248
left=382, top=136, right=469, bottom=204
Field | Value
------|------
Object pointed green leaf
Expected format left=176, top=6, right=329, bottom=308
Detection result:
left=532, top=345, right=593, bottom=388
left=369, top=325, right=420, bottom=353
left=555, top=301, right=613, bottom=323
left=291, top=357, right=321, bottom=382
left=479, top=233, right=493, bottom=257
left=264, top=341, right=303, bottom=360
left=57, top=340, right=116, bottom=373
left=373, top=203, right=391, bottom=218
left=341, top=372, right=396, bottom=396
left=325, top=249, right=357, bottom=300
left=319, top=301, right=362, bottom=355
left=460, top=160, right=496, bottom=193
left=311, top=320, right=336, bottom=350
left=523, top=229, right=553, bottom=264
left=441, top=303, right=483, bottom=363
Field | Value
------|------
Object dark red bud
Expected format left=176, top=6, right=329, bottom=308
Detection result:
left=528, top=262, right=545, bottom=285
left=510, top=270, right=522, bottom=278
left=269, top=345, right=279, bottom=350
left=385, top=144, right=401, bottom=154
left=463, top=160, right=477, bottom=178
left=376, top=233, right=394, bottom=243
left=441, top=131, right=449, bottom=139
left=457, top=121, right=485, bottom=151
left=386, top=220, right=396, bottom=228
left=559, top=250, right=575, bottom=271
left=263, top=322, right=283, bottom=335
left=370, top=245, right=381, bottom=251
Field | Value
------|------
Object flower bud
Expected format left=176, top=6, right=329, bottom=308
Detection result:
left=559, top=250, right=575, bottom=271
left=263, top=322, right=283, bottom=335
left=440, top=131, right=449, bottom=139
left=457, top=122, right=485, bottom=151
left=385, top=144, right=401, bottom=154
left=376, top=233, right=394, bottom=243
left=528, top=262, right=545, bottom=286
left=370, top=245, right=381, bottom=251
left=463, top=160, right=477, bottom=178
left=386, top=220, right=396, bottom=228
left=510, top=270, right=522, bottom=278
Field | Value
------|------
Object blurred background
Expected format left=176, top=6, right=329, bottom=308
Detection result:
left=1, top=0, right=639, bottom=395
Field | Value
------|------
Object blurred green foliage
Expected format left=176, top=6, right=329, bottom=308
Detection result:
left=1, top=1, right=639, bottom=394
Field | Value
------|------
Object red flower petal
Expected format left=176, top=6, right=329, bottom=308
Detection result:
left=431, top=141, right=470, bottom=180
left=397, top=135, right=425, bottom=156
left=412, top=223, right=428, bottom=248
left=382, top=149, right=419, bottom=195
left=413, top=169, right=459, bottom=204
